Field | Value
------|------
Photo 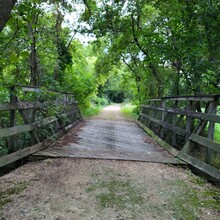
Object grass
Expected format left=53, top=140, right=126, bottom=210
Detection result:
left=162, top=177, right=220, bottom=219
left=120, top=103, right=139, bottom=119
left=186, top=171, right=220, bottom=212
left=0, top=182, right=27, bottom=210
left=86, top=178, right=144, bottom=210
left=86, top=171, right=220, bottom=219
left=80, top=105, right=102, bottom=117
left=215, top=123, right=220, bottom=143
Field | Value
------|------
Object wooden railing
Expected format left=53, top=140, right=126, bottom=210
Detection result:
left=0, top=85, right=82, bottom=167
left=137, top=95, right=220, bottom=180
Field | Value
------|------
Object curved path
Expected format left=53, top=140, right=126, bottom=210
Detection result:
left=36, top=105, right=180, bottom=164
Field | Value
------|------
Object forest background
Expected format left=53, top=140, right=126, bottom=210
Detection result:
left=0, top=0, right=220, bottom=111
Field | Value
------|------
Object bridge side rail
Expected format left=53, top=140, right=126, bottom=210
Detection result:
left=138, top=95, right=220, bottom=180
left=0, top=85, right=82, bottom=167
left=178, top=134, right=220, bottom=180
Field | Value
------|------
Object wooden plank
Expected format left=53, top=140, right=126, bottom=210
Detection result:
left=0, top=113, right=57, bottom=138
left=141, top=105, right=220, bottom=123
left=189, top=134, right=220, bottom=153
left=177, top=152, right=220, bottom=180
left=161, top=95, right=219, bottom=102
left=140, top=113, right=187, bottom=136
left=185, top=101, right=193, bottom=142
left=19, top=109, right=40, bottom=144
left=55, top=100, right=77, bottom=105
left=34, top=116, right=57, bottom=128
left=136, top=120, right=179, bottom=157
left=147, top=106, right=160, bottom=128
left=0, top=141, right=49, bottom=168
left=0, top=102, right=40, bottom=111
left=15, top=84, right=75, bottom=95
left=162, top=97, right=215, bottom=102
left=206, top=102, right=217, bottom=164
left=8, top=87, right=17, bottom=153
left=147, top=99, right=162, bottom=102
left=147, top=95, right=220, bottom=102
left=0, top=101, right=77, bottom=111
left=15, top=112, right=77, bottom=131
left=155, top=100, right=178, bottom=139
left=20, top=86, right=40, bottom=92
left=0, top=119, right=83, bottom=168
left=194, top=102, right=215, bottom=135
left=179, top=140, right=191, bottom=154
left=160, top=101, right=166, bottom=138
left=0, top=124, right=33, bottom=138
left=172, top=101, right=178, bottom=145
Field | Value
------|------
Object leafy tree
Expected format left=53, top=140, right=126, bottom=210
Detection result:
left=0, top=0, right=219, bottom=109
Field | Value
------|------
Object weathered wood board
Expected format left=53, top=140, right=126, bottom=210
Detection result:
left=35, top=106, right=184, bottom=164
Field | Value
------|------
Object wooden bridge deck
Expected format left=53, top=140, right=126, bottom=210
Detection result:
left=35, top=105, right=182, bottom=164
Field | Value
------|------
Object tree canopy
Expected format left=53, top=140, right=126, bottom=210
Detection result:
left=0, top=0, right=219, bottom=107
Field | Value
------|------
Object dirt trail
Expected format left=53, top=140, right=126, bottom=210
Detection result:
left=93, top=104, right=127, bottom=121
left=0, top=105, right=219, bottom=220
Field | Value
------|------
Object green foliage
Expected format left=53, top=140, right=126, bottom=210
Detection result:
left=84, top=0, right=220, bottom=99
left=80, top=105, right=101, bottom=117
left=0, top=0, right=220, bottom=129
left=61, top=41, right=99, bottom=106
left=121, top=103, right=139, bottom=119
left=92, top=96, right=109, bottom=106
left=215, top=123, right=220, bottom=143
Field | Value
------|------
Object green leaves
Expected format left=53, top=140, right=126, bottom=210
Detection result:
left=0, top=0, right=219, bottom=110
left=9, top=54, right=18, bottom=63
left=20, top=51, right=29, bottom=59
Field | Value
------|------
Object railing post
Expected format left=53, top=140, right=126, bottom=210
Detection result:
left=185, top=101, right=193, bottom=143
left=160, top=100, right=166, bottom=139
left=172, top=101, right=178, bottom=146
left=206, top=100, right=217, bottom=164
left=8, top=86, right=17, bottom=153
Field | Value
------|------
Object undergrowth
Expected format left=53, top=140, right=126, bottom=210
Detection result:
left=80, top=105, right=102, bottom=117
left=120, top=103, right=139, bottom=119
left=215, top=123, right=220, bottom=143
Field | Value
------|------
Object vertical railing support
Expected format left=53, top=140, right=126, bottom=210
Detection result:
left=160, top=100, right=166, bottom=139
left=8, top=86, right=17, bottom=153
left=185, top=101, right=193, bottom=142
left=206, top=99, right=217, bottom=164
left=172, top=101, right=178, bottom=146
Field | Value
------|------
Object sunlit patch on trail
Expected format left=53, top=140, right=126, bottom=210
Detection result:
left=103, top=105, right=121, bottom=111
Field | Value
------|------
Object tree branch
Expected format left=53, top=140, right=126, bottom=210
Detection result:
left=1, top=19, right=19, bottom=52
left=66, top=32, right=76, bottom=51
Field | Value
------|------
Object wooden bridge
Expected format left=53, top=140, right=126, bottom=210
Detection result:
left=34, top=105, right=181, bottom=164
left=0, top=86, right=219, bottom=181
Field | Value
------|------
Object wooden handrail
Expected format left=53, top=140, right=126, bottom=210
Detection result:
left=147, top=94, right=220, bottom=102
left=138, top=94, right=220, bottom=180
left=0, top=86, right=82, bottom=167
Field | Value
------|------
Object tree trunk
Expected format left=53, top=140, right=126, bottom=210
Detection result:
left=53, top=9, right=64, bottom=84
left=0, top=0, right=17, bottom=32
left=29, top=24, right=39, bottom=86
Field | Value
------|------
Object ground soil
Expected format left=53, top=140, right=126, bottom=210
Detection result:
left=0, top=105, right=219, bottom=220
